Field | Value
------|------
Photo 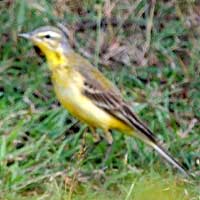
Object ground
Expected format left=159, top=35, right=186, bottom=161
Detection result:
left=0, top=0, right=199, bottom=199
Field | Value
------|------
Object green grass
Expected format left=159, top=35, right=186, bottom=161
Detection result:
left=0, top=0, right=200, bottom=199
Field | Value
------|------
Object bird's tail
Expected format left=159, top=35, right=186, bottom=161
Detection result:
left=121, top=104, right=189, bottom=177
left=147, top=139, right=189, bottom=177
left=131, top=122, right=189, bottom=177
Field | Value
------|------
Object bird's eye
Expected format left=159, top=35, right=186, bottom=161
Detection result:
left=44, top=34, right=51, bottom=39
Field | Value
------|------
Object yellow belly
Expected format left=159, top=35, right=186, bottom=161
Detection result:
left=54, top=82, right=130, bottom=132
left=51, top=67, right=132, bottom=134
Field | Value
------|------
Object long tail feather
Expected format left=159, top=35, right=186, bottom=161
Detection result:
left=149, top=141, right=189, bottom=177
left=121, top=105, right=189, bottom=177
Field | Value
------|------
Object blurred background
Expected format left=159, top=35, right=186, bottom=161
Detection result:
left=0, top=0, right=200, bottom=199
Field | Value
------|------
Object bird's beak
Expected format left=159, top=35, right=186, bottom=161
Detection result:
left=18, top=32, right=32, bottom=39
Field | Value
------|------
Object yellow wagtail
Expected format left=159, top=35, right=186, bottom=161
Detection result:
left=19, top=24, right=188, bottom=176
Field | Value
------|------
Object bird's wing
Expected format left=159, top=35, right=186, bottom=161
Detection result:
left=73, top=57, right=158, bottom=143
left=82, top=75, right=157, bottom=143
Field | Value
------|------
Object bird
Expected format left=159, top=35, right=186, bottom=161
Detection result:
left=18, top=24, right=188, bottom=176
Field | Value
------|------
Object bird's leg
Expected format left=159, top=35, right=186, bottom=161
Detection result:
left=101, top=130, right=113, bottom=169
left=90, top=128, right=114, bottom=170
left=90, top=127, right=101, bottom=144
left=104, top=131, right=113, bottom=145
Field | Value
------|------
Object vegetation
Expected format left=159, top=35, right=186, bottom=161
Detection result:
left=0, top=0, right=199, bottom=199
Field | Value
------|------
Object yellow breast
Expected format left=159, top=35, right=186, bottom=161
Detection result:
left=51, top=67, right=131, bottom=132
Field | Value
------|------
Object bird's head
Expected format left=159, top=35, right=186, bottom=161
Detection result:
left=19, top=24, right=72, bottom=68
